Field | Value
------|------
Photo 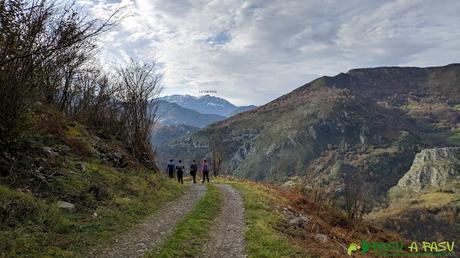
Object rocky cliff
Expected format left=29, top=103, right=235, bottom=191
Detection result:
left=389, top=147, right=460, bottom=198
left=370, top=147, right=460, bottom=242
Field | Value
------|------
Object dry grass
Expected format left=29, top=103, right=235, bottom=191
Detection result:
left=277, top=188, right=401, bottom=258
left=367, top=191, right=459, bottom=221
left=219, top=176, right=401, bottom=258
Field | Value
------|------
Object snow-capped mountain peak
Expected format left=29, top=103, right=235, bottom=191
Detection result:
left=158, top=94, right=256, bottom=117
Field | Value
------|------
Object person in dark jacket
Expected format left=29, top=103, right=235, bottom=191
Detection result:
left=176, top=160, right=184, bottom=184
left=201, top=159, right=210, bottom=183
left=166, top=159, right=175, bottom=178
left=190, top=160, right=198, bottom=183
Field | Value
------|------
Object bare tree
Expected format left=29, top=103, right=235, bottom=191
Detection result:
left=343, top=169, right=365, bottom=234
left=117, top=59, right=162, bottom=167
left=67, top=66, right=126, bottom=139
left=0, top=0, right=168, bottom=174
left=0, top=0, right=118, bottom=143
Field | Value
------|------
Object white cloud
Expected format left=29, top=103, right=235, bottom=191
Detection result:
left=78, top=0, right=460, bottom=105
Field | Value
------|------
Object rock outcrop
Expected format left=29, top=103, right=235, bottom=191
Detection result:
left=390, top=147, right=460, bottom=197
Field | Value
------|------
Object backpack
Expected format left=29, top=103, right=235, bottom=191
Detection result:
left=202, top=163, right=208, bottom=172
left=167, top=164, right=174, bottom=173
left=190, top=164, right=198, bottom=172
left=177, top=165, right=184, bottom=173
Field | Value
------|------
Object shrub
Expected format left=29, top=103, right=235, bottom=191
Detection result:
left=0, top=0, right=115, bottom=143
left=0, top=186, right=46, bottom=227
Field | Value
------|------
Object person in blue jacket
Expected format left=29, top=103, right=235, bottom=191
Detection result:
left=166, top=159, right=175, bottom=178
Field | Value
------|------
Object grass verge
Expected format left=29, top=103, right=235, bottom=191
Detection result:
left=0, top=166, right=185, bottom=257
left=147, top=184, right=222, bottom=258
left=216, top=178, right=309, bottom=258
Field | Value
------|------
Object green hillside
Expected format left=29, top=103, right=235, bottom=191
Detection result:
left=157, top=64, right=460, bottom=208
left=0, top=107, right=184, bottom=257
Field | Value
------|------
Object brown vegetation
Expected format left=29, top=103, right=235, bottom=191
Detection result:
left=0, top=0, right=161, bottom=168
left=278, top=187, right=401, bottom=258
left=221, top=177, right=401, bottom=257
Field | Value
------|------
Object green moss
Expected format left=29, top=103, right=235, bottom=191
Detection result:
left=447, top=128, right=460, bottom=144
left=0, top=186, right=47, bottom=227
left=65, top=126, right=93, bottom=153
left=148, top=184, right=221, bottom=257
left=330, top=161, right=343, bottom=177
left=393, top=131, right=420, bottom=150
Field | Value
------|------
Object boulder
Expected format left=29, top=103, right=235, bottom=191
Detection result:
left=57, top=201, right=75, bottom=211
left=280, top=179, right=298, bottom=192
left=314, top=234, right=328, bottom=244
left=112, top=152, right=125, bottom=166
left=289, top=215, right=309, bottom=228
left=42, top=147, right=59, bottom=158
left=99, top=151, right=127, bottom=167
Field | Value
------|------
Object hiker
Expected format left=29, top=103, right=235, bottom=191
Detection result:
left=190, top=160, right=198, bottom=184
left=201, top=159, right=210, bottom=183
left=176, top=160, right=184, bottom=184
left=166, top=159, right=175, bottom=178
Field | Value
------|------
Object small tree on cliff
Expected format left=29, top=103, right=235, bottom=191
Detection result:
left=212, top=149, right=222, bottom=176
left=210, top=131, right=223, bottom=176
left=343, top=167, right=366, bottom=235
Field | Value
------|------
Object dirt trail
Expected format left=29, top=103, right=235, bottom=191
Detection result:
left=90, top=184, right=206, bottom=258
left=201, top=184, right=246, bottom=258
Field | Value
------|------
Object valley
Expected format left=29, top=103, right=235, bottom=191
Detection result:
left=156, top=63, right=460, bottom=244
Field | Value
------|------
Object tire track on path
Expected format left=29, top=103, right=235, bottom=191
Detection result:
left=201, top=184, right=246, bottom=258
left=90, top=184, right=207, bottom=258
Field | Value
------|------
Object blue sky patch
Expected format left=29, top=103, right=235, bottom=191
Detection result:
left=207, top=31, right=232, bottom=46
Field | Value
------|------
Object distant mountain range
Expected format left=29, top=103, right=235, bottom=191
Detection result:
left=152, top=96, right=256, bottom=144
left=156, top=100, right=226, bottom=128
left=158, top=94, right=257, bottom=117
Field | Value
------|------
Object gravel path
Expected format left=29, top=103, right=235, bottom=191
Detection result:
left=201, top=184, right=246, bottom=258
left=90, top=184, right=207, bottom=258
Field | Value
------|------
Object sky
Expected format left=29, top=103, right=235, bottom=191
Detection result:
left=77, top=0, right=460, bottom=106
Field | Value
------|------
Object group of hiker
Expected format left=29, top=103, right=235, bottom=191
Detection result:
left=166, top=159, right=210, bottom=184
